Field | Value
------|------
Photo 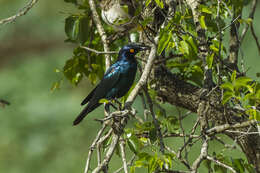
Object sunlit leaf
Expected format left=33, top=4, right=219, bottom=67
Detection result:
left=222, top=91, right=234, bottom=104
left=199, top=15, right=207, bottom=29
left=221, top=82, right=234, bottom=91
left=231, top=70, right=236, bottom=82
left=145, top=0, right=152, bottom=7
left=99, top=98, right=109, bottom=104
left=158, top=31, right=172, bottom=55
left=206, top=53, right=214, bottom=69
left=155, top=0, right=164, bottom=8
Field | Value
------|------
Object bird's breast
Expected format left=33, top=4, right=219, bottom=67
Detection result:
left=115, top=61, right=137, bottom=98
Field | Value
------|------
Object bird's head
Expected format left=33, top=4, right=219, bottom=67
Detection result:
left=118, top=43, right=150, bottom=60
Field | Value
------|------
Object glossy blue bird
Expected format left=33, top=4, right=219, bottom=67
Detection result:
left=73, top=43, right=150, bottom=125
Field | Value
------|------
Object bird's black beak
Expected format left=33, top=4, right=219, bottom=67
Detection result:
left=136, top=44, right=151, bottom=51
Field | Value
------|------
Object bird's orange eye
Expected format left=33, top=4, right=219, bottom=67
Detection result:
left=130, top=49, right=135, bottom=53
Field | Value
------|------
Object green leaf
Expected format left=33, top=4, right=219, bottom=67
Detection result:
left=203, top=160, right=212, bottom=171
left=148, top=157, right=158, bottom=173
left=126, top=132, right=142, bottom=154
left=232, top=159, right=244, bottom=172
left=206, top=53, right=214, bottom=69
left=214, top=164, right=227, bottom=173
left=127, top=138, right=138, bottom=154
left=221, top=82, right=234, bottom=91
left=234, top=77, right=253, bottom=92
left=154, top=0, right=164, bottom=8
left=130, top=166, right=136, bottom=173
left=222, top=91, right=234, bottom=104
left=234, top=77, right=252, bottom=85
left=179, top=40, right=189, bottom=55
left=201, top=6, right=212, bottom=14
left=145, top=0, right=152, bottom=7
left=65, top=16, right=89, bottom=44
left=158, top=31, right=172, bottom=55
left=199, top=15, right=207, bottom=29
left=231, top=70, right=236, bottom=82
left=99, top=98, right=109, bottom=104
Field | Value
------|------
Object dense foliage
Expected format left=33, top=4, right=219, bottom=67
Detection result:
left=61, top=0, right=260, bottom=172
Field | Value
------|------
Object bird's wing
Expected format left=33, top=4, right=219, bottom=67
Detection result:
left=80, top=63, right=121, bottom=105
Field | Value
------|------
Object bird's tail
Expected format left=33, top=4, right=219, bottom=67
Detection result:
left=73, top=102, right=101, bottom=125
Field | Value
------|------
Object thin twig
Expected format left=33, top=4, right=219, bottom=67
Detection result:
left=84, top=124, right=107, bottom=173
left=207, top=156, right=237, bottom=173
left=240, top=0, right=257, bottom=44
left=165, top=145, right=191, bottom=169
left=92, top=134, right=120, bottom=173
left=80, top=46, right=118, bottom=54
left=212, top=15, right=241, bottom=39
left=225, top=130, right=260, bottom=135
left=164, top=133, right=199, bottom=138
left=250, top=24, right=260, bottom=55
left=177, top=108, right=188, bottom=163
left=114, top=155, right=136, bottom=173
left=95, top=110, right=132, bottom=122
left=0, top=0, right=38, bottom=25
left=143, top=86, right=165, bottom=153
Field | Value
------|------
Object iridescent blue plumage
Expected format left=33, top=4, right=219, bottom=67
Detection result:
left=73, top=44, right=150, bottom=125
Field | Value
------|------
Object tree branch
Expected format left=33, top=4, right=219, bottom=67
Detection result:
left=119, top=137, right=128, bottom=173
left=206, top=156, right=237, bottom=173
left=191, top=137, right=209, bottom=173
left=206, top=120, right=259, bottom=134
left=84, top=124, right=108, bottom=173
left=0, top=0, right=38, bottom=25
left=240, top=0, right=257, bottom=44
left=92, top=134, right=120, bottom=173
left=250, top=24, right=260, bottom=55
left=126, top=38, right=158, bottom=105
left=80, top=46, right=118, bottom=54
left=88, top=0, right=111, bottom=70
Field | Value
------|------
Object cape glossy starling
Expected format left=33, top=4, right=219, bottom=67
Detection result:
left=73, top=43, right=150, bottom=125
